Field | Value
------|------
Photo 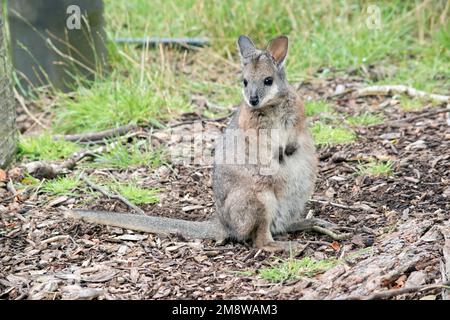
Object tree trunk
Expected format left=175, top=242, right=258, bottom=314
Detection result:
left=0, top=7, right=16, bottom=168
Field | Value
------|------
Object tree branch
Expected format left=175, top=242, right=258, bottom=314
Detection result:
left=23, top=145, right=108, bottom=179
left=355, top=85, right=449, bottom=103
left=81, top=175, right=145, bottom=215
left=369, top=107, right=449, bottom=128
left=53, top=124, right=139, bottom=143
left=346, top=281, right=450, bottom=300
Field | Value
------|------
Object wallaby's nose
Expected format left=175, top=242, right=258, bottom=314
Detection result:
left=249, top=96, right=259, bottom=106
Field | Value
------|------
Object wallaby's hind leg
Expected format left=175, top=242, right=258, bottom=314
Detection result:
left=252, top=215, right=275, bottom=248
left=253, top=219, right=305, bottom=253
left=252, top=191, right=277, bottom=248
left=252, top=191, right=305, bottom=253
left=221, top=191, right=260, bottom=240
left=222, top=190, right=278, bottom=246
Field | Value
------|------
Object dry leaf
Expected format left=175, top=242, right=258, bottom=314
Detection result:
left=394, top=275, right=407, bottom=288
left=331, top=241, right=340, bottom=251
left=0, top=169, right=6, bottom=182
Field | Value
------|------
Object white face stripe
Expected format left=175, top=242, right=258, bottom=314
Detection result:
left=242, top=88, right=251, bottom=107
left=259, top=84, right=278, bottom=107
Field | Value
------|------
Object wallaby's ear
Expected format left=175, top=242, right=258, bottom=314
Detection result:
left=266, top=36, right=288, bottom=68
left=237, top=35, right=256, bottom=59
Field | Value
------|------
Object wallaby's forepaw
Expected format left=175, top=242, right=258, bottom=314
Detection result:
left=260, top=241, right=306, bottom=254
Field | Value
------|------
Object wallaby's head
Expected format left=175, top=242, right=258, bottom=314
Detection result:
left=237, top=35, right=289, bottom=109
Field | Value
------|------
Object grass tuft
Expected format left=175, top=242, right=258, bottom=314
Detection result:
left=399, top=95, right=428, bottom=111
left=91, top=140, right=163, bottom=169
left=304, top=100, right=333, bottom=117
left=356, top=159, right=394, bottom=177
left=347, top=112, right=384, bottom=126
left=17, top=134, right=80, bottom=161
left=110, top=182, right=161, bottom=205
left=53, top=70, right=188, bottom=134
left=41, top=176, right=82, bottom=196
left=311, top=123, right=356, bottom=146
left=259, top=256, right=338, bottom=282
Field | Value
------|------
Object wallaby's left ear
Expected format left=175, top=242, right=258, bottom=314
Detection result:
left=266, top=36, right=288, bottom=68
left=237, top=35, right=256, bottom=59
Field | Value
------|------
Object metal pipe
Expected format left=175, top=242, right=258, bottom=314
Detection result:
left=114, top=37, right=210, bottom=48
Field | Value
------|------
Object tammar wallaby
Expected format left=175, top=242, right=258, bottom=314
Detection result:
left=68, top=35, right=328, bottom=252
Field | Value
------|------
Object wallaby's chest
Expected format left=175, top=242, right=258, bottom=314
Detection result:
left=238, top=102, right=299, bottom=137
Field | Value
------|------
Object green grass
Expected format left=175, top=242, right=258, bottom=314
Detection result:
left=41, top=176, right=82, bottom=196
left=92, top=140, right=163, bottom=169
left=399, top=95, right=429, bottom=111
left=19, top=174, right=41, bottom=187
left=105, top=0, right=449, bottom=85
left=357, top=159, right=394, bottom=177
left=37, top=174, right=160, bottom=203
left=110, top=182, right=161, bottom=205
left=18, top=1, right=449, bottom=166
left=311, top=123, right=356, bottom=146
left=259, top=256, right=338, bottom=282
left=257, top=248, right=372, bottom=283
left=52, top=64, right=189, bottom=134
left=347, top=112, right=384, bottom=126
left=17, top=134, right=80, bottom=161
left=304, top=100, right=333, bottom=117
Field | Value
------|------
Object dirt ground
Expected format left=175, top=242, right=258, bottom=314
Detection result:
left=1, top=76, right=449, bottom=300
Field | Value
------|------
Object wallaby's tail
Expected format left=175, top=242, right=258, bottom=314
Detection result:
left=66, top=209, right=226, bottom=241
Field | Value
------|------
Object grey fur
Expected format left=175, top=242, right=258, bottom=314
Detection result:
left=237, top=35, right=257, bottom=59
left=213, top=35, right=317, bottom=247
left=68, top=210, right=227, bottom=241
left=237, top=35, right=289, bottom=109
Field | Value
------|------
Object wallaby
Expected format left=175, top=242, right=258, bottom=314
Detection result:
left=68, top=35, right=329, bottom=252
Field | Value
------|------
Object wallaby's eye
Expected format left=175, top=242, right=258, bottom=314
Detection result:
left=243, top=79, right=248, bottom=87
left=264, top=77, right=273, bottom=86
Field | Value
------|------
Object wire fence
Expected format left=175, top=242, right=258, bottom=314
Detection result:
left=0, top=7, right=16, bottom=168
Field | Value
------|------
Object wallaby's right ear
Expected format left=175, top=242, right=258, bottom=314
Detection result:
left=237, top=35, right=256, bottom=59
left=266, top=36, right=289, bottom=68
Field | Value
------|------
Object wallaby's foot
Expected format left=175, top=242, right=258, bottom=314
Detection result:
left=260, top=241, right=305, bottom=254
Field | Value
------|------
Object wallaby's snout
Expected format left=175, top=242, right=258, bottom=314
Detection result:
left=249, top=95, right=259, bottom=106
left=237, top=35, right=289, bottom=108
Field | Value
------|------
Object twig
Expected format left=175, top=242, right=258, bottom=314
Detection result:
left=347, top=281, right=450, bottom=300
left=310, top=198, right=376, bottom=213
left=355, top=85, right=449, bottom=103
left=13, top=88, right=48, bottom=129
left=368, top=107, right=449, bottom=128
left=0, top=186, right=34, bottom=204
left=312, top=226, right=350, bottom=241
left=326, top=88, right=355, bottom=99
left=81, top=175, right=145, bottom=215
left=440, top=225, right=450, bottom=300
left=40, top=235, right=73, bottom=245
left=306, top=240, right=333, bottom=246
left=168, top=115, right=230, bottom=128
left=285, top=217, right=351, bottom=241
left=6, top=179, right=17, bottom=197
left=23, top=145, right=108, bottom=179
left=53, top=124, right=139, bottom=142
